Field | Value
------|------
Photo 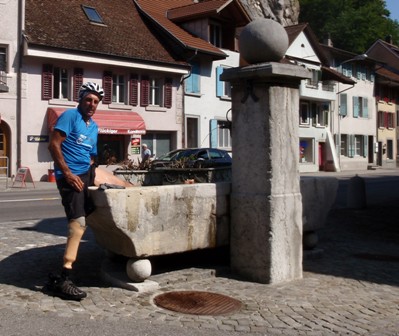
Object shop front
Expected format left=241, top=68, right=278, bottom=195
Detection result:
left=47, top=107, right=146, bottom=165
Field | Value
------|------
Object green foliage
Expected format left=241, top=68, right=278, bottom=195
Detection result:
left=299, top=0, right=399, bottom=53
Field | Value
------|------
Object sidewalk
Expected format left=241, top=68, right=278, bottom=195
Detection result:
left=0, top=168, right=398, bottom=335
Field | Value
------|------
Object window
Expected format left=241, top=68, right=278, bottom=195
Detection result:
left=185, top=62, right=200, bottom=94
left=186, top=117, right=199, bottom=148
left=347, top=134, right=367, bottom=157
left=354, top=135, right=363, bottom=156
left=216, top=66, right=231, bottom=99
left=299, top=138, right=313, bottom=163
left=306, top=69, right=321, bottom=88
left=112, top=74, right=125, bottom=103
left=300, top=103, right=310, bottom=125
left=210, top=22, right=222, bottom=47
left=53, top=67, right=69, bottom=99
left=387, top=140, right=393, bottom=160
left=42, top=64, right=82, bottom=101
left=210, top=119, right=231, bottom=149
left=149, top=78, right=162, bottom=106
left=82, top=5, right=104, bottom=24
left=140, top=76, right=172, bottom=108
left=378, top=111, right=394, bottom=128
left=0, top=47, right=6, bottom=72
left=339, top=93, right=347, bottom=117
left=353, top=96, right=368, bottom=118
left=340, top=134, right=348, bottom=156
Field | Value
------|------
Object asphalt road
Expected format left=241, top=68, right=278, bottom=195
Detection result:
left=0, top=188, right=63, bottom=222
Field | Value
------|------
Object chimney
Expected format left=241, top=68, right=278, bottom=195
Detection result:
left=386, top=35, right=393, bottom=44
left=323, top=33, right=333, bottom=47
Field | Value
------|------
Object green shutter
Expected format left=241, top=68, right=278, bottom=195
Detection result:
left=340, top=94, right=347, bottom=116
left=348, top=134, right=355, bottom=158
left=363, top=98, right=368, bottom=118
left=353, top=96, right=359, bottom=118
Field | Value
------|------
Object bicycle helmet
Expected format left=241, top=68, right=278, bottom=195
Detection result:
left=78, top=82, right=104, bottom=102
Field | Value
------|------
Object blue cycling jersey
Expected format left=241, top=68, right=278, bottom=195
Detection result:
left=53, top=108, right=98, bottom=179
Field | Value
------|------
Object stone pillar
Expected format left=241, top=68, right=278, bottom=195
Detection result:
left=221, top=19, right=311, bottom=284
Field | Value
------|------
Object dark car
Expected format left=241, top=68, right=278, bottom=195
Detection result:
left=151, top=148, right=232, bottom=169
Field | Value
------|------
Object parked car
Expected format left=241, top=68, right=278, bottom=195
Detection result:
left=151, top=148, right=232, bottom=169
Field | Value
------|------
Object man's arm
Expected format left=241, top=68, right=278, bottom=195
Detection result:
left=48, top=130, right=84, bottom=192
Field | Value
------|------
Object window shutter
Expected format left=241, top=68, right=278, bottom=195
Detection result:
left=129, top=74, right=138, bottom=106
left=353, top=96, right=359, bottom=118
left=334, top=133, right=339, bottom=155
left=348, top=134, right=355, bottom=158
left=210, top=119, right=218, bottom=148
left=102, top=71, right=112, bottom=104
left=384, top=112, right=388, bottom=128
left=73, top=68, right=84, bottom=102
left=340, top=93, right=347, bottom=116
left=363, top=97, right=368, bottom=118
left=216, top=66, right=223, bottom=97
left=363, top=135, right=368, bottom=157
left=164, top=78, right=172, bottom=108
left=140, top=76, right=149, bottom=107
left=185, top=62, right=200, bottom=94
left=42, top=64, right=53, bottom=100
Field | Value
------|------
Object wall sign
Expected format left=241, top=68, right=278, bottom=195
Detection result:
left=27, top=135, right=49, bottom=143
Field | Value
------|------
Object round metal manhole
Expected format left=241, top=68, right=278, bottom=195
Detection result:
left=153, top=291, right=242, bottom=315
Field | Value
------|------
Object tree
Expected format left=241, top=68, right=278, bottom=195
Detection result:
left=299, top=0, right=399, bottom=53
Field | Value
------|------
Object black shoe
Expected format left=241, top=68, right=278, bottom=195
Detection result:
left=44, top=273, right=87, bottom=301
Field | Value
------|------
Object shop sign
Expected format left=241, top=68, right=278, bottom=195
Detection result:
left=27, top=135, right=49, bottom=142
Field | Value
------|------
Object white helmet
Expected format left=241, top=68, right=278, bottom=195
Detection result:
left=78, top=82, right=104, bottom=102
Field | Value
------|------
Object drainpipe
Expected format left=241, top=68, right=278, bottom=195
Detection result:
left=16, top=0, right=24, bottom=170
left=180, top=49, right=198, bottom=148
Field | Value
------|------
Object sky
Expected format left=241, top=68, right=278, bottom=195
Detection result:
left=385, top=0, right=399, bottom=22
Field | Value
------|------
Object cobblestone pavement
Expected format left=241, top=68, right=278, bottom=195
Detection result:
left=0, top=185, right=399, bottom=335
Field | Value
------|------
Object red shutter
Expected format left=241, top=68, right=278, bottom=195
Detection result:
left=384, top=112, right=388, bottom=128
left=73, top=68, right=84, bottom=102
left=140, top=76, right=149, bottom=107
left=42, top=64, right=53, bottom=100
left=164, top=77, right=172, bottom=108
left=102, top=71, right=112, bottom=104
left=129, top=74, right=138, bottom=106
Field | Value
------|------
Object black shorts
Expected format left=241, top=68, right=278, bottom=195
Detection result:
left=56, top=169, right=95, bottom=221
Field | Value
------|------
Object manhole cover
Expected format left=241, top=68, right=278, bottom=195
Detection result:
left=153, top=291, right=242, bottom=315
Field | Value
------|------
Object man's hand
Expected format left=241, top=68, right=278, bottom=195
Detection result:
left=65, top=172, right=84, bottom=192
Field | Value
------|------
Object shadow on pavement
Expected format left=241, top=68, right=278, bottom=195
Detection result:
left=17, top=217, right=68, bottom=237
left=304, top=201, right=399, bottom=287
left=0, top=221, right=107, bottom=291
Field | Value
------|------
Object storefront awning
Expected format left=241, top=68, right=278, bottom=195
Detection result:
left=47, top=107, right=146, bottom=135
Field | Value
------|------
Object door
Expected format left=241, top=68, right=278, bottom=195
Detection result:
left=0, top=123, right=9, bottom=176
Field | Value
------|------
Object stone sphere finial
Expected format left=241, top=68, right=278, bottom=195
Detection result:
left=239, top=18, right=289, bottom=64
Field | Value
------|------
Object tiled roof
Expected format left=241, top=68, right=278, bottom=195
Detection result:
left=24, top=0, right=187, bottom=67
left=134, top=0, right=250, bottom=59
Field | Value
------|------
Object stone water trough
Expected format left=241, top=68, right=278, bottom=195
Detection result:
left=87, top=177, right=337, bottom=282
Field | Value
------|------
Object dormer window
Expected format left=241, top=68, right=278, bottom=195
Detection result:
left=82, top=5, right=104, bottom=24
left=209, top=22, right=222, bottom=48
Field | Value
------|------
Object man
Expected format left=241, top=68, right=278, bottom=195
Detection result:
left=46, top=82, right=104, bottom=301
left=140, top=143, right=151, bottom=168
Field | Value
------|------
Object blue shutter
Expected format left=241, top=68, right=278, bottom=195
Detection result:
left=340, top=93, right=347, bottom=116
left=216, top=66, right=223, bottom=97
left=363, top=98, right=368, bottom=118
left=210, top=119, right=218, bottom=148
left=363, top=135, right=368, bottom=157
left=353, top=96, right=359, bottom=118
left=185, top=62, right=200, bottom=94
